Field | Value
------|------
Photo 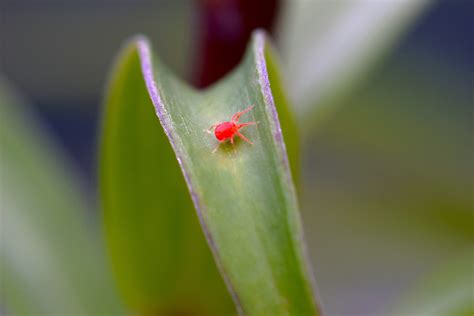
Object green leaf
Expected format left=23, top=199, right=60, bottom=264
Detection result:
left=100, top=30, right=319, bottom=315
left=0, top=77, right=124, bottom=315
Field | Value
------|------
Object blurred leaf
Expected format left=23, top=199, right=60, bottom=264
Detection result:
left=0, top=77, right=125, bottom=315
left=298, top=51, right=473, bottom=315
left=277, top=0, right=432, bottom=124
left=387, top=247, right=473, bottom=316
left=100, top=31, right=318, bottom=315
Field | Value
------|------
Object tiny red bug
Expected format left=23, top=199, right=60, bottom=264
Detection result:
left=206, top=105, right=258, bottom=152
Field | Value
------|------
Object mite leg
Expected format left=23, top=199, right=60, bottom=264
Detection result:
left=231, top=105, right=254, bottom=122
left=236, top=132, right=253, bottom=145
left=238, top=121, right=258, bottom=129
left=230, top=136, right=236, bottom=153
left=212, top=142, right=221, bottom=154
left=205, top=123, right=220, bottom=134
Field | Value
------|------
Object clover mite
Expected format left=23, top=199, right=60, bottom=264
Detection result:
left=206, top=105, right=258, bottom=153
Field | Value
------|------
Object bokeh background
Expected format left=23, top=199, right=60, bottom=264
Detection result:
left=1, top=0, right=472, bottom=315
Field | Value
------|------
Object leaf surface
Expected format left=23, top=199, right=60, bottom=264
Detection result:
left=100, top=31, right=318, bottom=315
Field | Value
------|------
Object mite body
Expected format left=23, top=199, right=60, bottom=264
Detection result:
left=207, top=105, right=257, bottom=152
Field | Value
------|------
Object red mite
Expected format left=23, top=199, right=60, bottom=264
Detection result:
left=207, top=105, right=258, bottom=152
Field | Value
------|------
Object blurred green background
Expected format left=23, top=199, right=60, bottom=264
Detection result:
left=1, top=0, right=472, bottom=315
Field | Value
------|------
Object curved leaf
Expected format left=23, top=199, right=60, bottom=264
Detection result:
left=100, top=37, right=235, bottom=315
left=100, top=30, right=319, bottom=315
